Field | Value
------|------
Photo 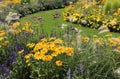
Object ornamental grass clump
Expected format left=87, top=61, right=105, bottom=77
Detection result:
left=65, top=33, right=120, bottom=79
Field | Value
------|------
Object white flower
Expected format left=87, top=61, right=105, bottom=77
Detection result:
left=61, top=24, right=67, bottom=29
left=68, top=16, right=73, bottom=22
left=113, top=49, right=120, bottom=53
left=114, top=67, right=120, bottom=77
left=98, top=29, right=110, bottom=34
left=5, top=12, right=20, bottom=24
left=69, top=2, right=73, bottom=4
left=81, top=20, right=87, bottom=24
left=98, top=25, right=108, bottom=30
left=98, top=25, right=110, bottom=34
left=74, top=28, right=78, bottom=31
left=7, top=29, right=15, bottom=33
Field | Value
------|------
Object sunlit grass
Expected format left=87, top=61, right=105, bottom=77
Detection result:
left=20, top=9, right=120, bottom=37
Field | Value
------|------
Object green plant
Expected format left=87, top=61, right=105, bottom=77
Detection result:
left=103, top=0, right=120, bottom=14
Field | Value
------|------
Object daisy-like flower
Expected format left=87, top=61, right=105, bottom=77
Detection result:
left=55, top=60, right=63, bottom=66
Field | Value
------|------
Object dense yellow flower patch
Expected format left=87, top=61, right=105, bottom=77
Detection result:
left=2, top=0, right=20, bottom=4
left=64, top=0, right=120, bottom=33
left=18, top=38, right=74, bottom=67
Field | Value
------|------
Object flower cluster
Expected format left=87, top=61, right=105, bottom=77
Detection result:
left=0, top=30, right=9, bottom=47
left=74, top=32, right=120, bottom=53
left=2, top=0, right=20, bottom=4
left=17, top=38, right=74, bottom=78
left=8, top=22, right=34, bottom=35
left=114, top=8, right=120, bottom=16
left=5, top=12, right=20, bottom=24
left=63, top=0, right=120, bottom=33
left=24, top=38, right=74, bottom=64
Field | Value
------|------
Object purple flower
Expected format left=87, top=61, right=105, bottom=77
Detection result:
left=0, top=19, right=6, bottom=23
left=0, top=64, right=10, bottom=76
left=9, top=53, right=16, bottom=66
left=79, top=64, right=84, bottom=74
left=67, top=68, right=71, bottom=79
left=18, top=14, right=22, bottom=17
left=24, top=51, right=28, bottom=55
left=0, top=76, right=2, bottom=79
left=74, top=66, right=79, bottom=74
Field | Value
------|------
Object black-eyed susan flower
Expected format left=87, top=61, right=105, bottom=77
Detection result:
left=55, top=60, right=63, bottom=66
left=18, top=49, right=24, bottom=55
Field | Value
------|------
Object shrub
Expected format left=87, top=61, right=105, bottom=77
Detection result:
left=8, top=38, right=74, bottom=79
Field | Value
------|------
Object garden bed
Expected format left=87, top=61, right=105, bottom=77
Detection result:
left=0, top=0, right=120, bottom=79
left=63, top=0, right=120, bottom=33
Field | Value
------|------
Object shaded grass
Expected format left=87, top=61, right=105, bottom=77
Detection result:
left=20, top=9, right=120, bottom=37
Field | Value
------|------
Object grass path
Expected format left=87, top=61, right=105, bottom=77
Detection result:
left=20, top=9, right=120, bottom=37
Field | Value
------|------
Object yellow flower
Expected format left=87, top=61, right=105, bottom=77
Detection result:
left=12, top=0, right=20, bottom=4
left=33, top=41, right=46, bottom=52
left=51, top=52, right=58, bottom=57
left=13, top=29, right=21, bottom=35
left=41, top=38, right=47, bottom=42
left=0, top=37, right=4, bottom=41
left=54, top=39, right=63, bottom=44
left=25, top=53, right=33, bottom=59
left=93, top=35, right=98, bottom=40
left=105, top=33, right=112, bottom=37
left=65, top=47, right=74, bottom=56
left=2, top=40, right=9, bottom=46
left=50, top=37, right=56, bottom=41
left=55, top=60, right=63, bottom=66
left=27, top=28, right=34, bottom=33
left=117, top=45, right=120, bottom=50
left=12, top=22, right=20, bottom=29
left=0, top=30, right=6, bottom=37
left=40, top=48, right=48, bottom=54
left=54, top=46, right=66, bottom=54
left=95, top=38, right=104, bottom=45
left=2, top=0, right=20, bottom=4
left=18, top=49, right=24, bottom=55
left=34, top=52, right=44, bottom=60
left=108, top=38, right=117, bottom=46
left=38, top=74, right=42, bottom=77
left=26, top=59, right=29, bottom=63
left=42, top=55, right=53, bottom=61
left=27, top=63, right=31, bottom=67
left=71, top=40, right=76, bottom=45
left=46, top=42, right=55, bottom=49
left=26, top=43, right=35, bottom=48
left=80, top=36, right=89, bottom=42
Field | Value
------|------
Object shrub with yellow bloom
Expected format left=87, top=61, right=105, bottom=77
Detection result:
left=17, top=38, right=74, bottom=79
left=25, top=38, right=74, bottom=61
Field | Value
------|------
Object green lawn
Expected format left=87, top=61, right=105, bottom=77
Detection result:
left=20, top=9, right=120, bottom=37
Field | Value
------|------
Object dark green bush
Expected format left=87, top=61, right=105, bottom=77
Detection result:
left=13, top=0, right=78, bottom=17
